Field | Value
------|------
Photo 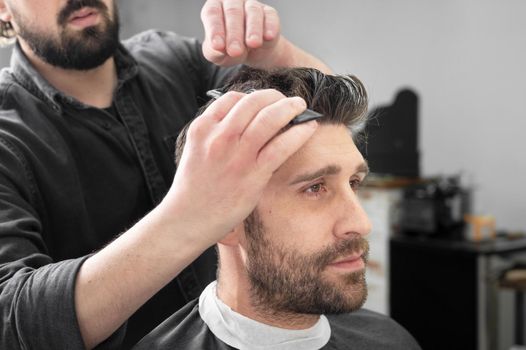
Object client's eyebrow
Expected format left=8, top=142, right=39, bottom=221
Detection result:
left=289, top=165, right=341, bottom=185
left=289, top=162, right=370, bottom=186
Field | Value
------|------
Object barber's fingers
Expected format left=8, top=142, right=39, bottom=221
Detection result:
left=240, top=1, right=280, bottom=49
left=188, top=91, right=245, bottom=140
left=240, top=95, right=308, bottom=153
left=198, top=92, right=245, bottom=123
left=262, top=4, right=280, bottom=41
left=201, top=0, right=281, bottom=64
left=223, top=0, right=246, bottom=57
left=201, top=0, right=226, bottom=51
left=258, top=120, right=318, bottom=172
left=219, top=89, right=287, bottom=136
left=244, top=0, right=264, bottom=48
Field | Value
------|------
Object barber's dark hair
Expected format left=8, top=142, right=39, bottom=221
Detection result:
left=0, top=20, right=15, bottom=40
left=175, top=66, right=368, bottom=164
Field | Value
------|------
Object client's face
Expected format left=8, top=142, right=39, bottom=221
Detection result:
left=243, top=124, right=372, bottom=315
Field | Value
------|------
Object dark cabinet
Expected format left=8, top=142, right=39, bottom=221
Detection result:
left=389, top=235, right=526, bottom=350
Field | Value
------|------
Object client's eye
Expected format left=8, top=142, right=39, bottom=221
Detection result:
left=307, top=183, right=322, bottom=193
left=304, top=182, right=327, bottom=197
left=350, top=179, right=362, bottom=191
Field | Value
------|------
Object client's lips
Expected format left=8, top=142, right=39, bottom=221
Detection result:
left=328, top=253, right=365, bottom=271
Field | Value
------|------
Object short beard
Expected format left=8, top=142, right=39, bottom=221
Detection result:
left=14, top=0, right=120, bottom=70
left=244, top=211, right=369, bottom=317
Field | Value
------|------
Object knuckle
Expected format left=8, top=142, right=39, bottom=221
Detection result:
left=221, top=91, right=245, bottom=107
left=245, top=0, right=262, bottom=12
left=244, top=89, right=286, bottom=111
left=205, top=137, right=223, bottom=157
left=187, top=119, right=205, bottom=139
left=263, top=5, right=277, bottom=15
left=264, top=88, right=286, bottom=100
left=224, top=6, right=243, bottom=18
left=258, top=140, right=283, bottom=167
left=257, top=108, right=280, bottom=129
left=208, top=110, right=225, bottom=122
left=201, top=2, right=222, bottom=19
left=224, top=91, right=244, bottom=100
left=207, top=130, right=240, bottom=157
left=204, top=132, right=224, bottom=156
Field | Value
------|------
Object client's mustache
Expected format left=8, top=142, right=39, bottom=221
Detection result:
left=58, top=0, right=109, bottom=26
left=313, top=236, right=369, bottom=272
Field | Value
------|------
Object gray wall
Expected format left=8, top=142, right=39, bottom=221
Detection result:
left=2, top=0, right=524, bottom=231
left=118, top=0, right=204, bottom=40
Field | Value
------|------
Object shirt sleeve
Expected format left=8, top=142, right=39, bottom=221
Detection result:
left=0, top=136, right=123, bottom=350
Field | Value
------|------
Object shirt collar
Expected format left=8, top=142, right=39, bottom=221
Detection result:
left=9, top=40, right=139, bottom=112
left=198, top=281, right=332, bottom=350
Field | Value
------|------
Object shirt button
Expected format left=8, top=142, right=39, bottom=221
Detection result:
left=101, top=122, right=112, bottom=130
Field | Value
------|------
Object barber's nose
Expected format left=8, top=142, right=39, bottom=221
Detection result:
left=333, top=190, right=372, bottom=239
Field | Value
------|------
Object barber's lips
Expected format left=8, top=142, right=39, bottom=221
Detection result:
left=68, top=8, right=100, bottom=28
left=327, top=253, right=365, bottom=272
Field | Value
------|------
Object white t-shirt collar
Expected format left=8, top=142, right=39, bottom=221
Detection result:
left=198, top=281, right=331, bottom=350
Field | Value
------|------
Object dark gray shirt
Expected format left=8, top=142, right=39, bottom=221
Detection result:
left=133, top=299, right=422, bottom=350
left=0, top=30, right=234, bottom=349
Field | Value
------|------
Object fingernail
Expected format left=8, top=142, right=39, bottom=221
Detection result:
left=212, top=35, right=225, bottom=48
left=265, top=30, right=274, bottom=39
left=229, top=41, right=242, bottom=54
left=248, top=34, right=260, bottom=44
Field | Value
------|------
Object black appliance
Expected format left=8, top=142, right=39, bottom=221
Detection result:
left=399, top=176, right=470, bottom=235
left=361, top=89, right=419, bottom=177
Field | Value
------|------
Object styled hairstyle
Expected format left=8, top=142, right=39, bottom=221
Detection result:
left=175, top=66, right=368, bottom=164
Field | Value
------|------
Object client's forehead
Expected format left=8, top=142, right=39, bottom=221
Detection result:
left=269, top=124, right=365, bottom=185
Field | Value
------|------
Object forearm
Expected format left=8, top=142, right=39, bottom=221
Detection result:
left=75, top=201, right=215, bottom=349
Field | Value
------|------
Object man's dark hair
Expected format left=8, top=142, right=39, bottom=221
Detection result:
left=175, top=66, right=368, bottom=164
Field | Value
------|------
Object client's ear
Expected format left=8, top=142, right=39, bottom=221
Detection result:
left=218, top=224, right=243, bottom=246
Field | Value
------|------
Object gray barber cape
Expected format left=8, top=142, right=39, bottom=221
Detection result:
left=133, top=299, right=421, bottom=350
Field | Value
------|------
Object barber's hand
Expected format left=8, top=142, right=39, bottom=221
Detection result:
left=165, top=90, right=317, bottom=246
left=201, top=0, right=283, bottom=67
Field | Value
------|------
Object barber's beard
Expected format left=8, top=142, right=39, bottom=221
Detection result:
left=13, top=0, right=119, bottom=70
left=244, top=211, right=369, bottom=316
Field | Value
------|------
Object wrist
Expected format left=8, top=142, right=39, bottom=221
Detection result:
left=261, top=35, right=295, bottom=68
left=155, top=192, right=221, bottom=250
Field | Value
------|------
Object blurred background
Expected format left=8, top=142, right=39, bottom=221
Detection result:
left=1, top=1, right=524, bottom=349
